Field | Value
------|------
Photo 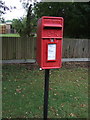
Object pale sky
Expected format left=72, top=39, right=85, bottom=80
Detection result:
left=2, top=0, right=40, bottom=21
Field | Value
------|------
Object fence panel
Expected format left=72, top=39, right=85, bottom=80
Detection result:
left=62, top=38, right=88, bottom=58
left=2, top=37, right=89, bottom=60
left=16, top=38, right=21, bottom=59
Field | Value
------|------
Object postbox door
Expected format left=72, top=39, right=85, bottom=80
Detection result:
left=42, top=38, right=62, bottom=69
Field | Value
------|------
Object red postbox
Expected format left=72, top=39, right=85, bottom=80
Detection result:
left=36, top=16, right=64, bottom=69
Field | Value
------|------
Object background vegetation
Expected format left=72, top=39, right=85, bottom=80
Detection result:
left=0, top=1, right=89, bottom=38
left=12, top=2, right=90, bottom=38
left=33, top=2, right=90, bottom=38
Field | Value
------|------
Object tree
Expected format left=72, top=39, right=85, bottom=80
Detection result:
left=0, top=0, right=16, bottom=22
left=12, top=18, right=27, bottom=36
left=0, top=0, right=9, bottom=14
left=12, top=0, right=37, bottom=37
left=34, top=2, right=90, bottom=38
left=12, top=4, right=35, bottom=37
left=12, top=4, right=33, bottom=37
left=0, top=0, right=9, bottom=22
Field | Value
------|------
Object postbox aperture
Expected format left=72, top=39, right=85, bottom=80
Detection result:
left=36, top=16, right=64, bottom=69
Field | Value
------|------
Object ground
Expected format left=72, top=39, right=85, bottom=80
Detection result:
left=2, top=62, right=88, bottom=119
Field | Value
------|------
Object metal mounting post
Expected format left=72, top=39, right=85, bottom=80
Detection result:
left=43, top=69, right=50, bottom=120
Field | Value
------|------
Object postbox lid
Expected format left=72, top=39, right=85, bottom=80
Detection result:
left=41, top=16, right=63, bottom=27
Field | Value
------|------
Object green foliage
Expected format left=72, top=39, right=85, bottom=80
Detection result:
left=12, top=1, right=89, bottom=38
left=34, top=2, right=90, bottom=38
left=12, top=18, right=27, bottom=37
left=12, top=4, right=36, bottom=37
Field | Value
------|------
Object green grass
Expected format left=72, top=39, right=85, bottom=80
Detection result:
left=2, top=64, right=88, bottom=119
left=0, top=34, right=20, bottom=37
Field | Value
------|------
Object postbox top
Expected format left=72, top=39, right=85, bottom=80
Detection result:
left=39, top=16, right=63, bottom=27
left=41, top=16, right=63, bottom=20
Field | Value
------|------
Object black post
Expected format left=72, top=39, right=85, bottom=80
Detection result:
left=43, top=69, right=50, bottom=120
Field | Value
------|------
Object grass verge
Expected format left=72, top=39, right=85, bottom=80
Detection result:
left=0, top=34, right=20, bottom=37
left=2, top=64, right=88, bottom=119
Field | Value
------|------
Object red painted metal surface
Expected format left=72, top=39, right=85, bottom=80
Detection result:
left=36, top=16, right=64, bottom=69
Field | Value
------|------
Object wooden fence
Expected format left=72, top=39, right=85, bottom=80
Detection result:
left=2, top=37, right=89, bottom=60
left=63, top=38, right=88, bottom=58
